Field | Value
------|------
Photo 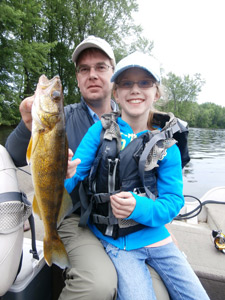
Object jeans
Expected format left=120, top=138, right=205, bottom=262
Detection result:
left=101, top=240, right=210, bottom=300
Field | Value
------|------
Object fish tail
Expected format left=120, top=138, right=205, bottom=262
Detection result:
left=44, top=235, right=70, bottom=269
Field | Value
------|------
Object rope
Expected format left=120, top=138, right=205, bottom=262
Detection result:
left=175, top=195, right=225, bottom=220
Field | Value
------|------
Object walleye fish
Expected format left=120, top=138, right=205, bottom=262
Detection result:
left=27, top=75, right=72, bottom=268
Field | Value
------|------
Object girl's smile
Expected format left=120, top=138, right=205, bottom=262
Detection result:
left=127, top=98, right=144, bottom=104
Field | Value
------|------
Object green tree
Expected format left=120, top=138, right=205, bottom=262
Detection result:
left=1, top=0, right=149, bottom=125
left=0, top=1, right=24, bottom=124
left=0, top=0, right=54, bottom=99
left=161, top=72, right=205, bottom=119
left=195, top=105, right=213, bottom=128
left=163, top=72, right=205, bottom=108
left=195, top=103, right=225, bottom=129
left=41, top=0, right=146, bottom=104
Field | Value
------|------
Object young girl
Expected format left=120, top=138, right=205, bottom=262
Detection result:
left=65, top=52, right=209, bottom=300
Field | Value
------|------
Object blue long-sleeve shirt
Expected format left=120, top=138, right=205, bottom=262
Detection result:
left=65, top=117, right=184, bottom=250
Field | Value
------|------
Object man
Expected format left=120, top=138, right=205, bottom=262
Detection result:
left=6, top=36, right=169, bottom=300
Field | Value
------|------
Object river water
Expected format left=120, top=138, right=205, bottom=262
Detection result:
left=183, top=127, right=225, bottom=198
left=0, top=126, right=225, bottom=198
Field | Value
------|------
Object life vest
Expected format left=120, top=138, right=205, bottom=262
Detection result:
left=79, top=112, right=190, bottom=239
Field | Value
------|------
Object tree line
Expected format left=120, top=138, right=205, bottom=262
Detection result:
left=159, top=73, right=225, bottom=129
left=1, top=0, right=224, bottom=129
left=159, top=100, right=225, bottom=129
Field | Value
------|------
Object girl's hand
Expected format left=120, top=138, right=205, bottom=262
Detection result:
left=66, top=149, right=81, bottom=178
left=110, top=191, right=136, bottom=219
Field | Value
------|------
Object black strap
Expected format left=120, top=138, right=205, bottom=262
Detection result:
left=105, top=158, right=119, bottom=236
left=94, top=193, right=111, bottom=203
left=28, top=214, right=39, bottom=260
left=92, top=214, right=118, bottom=225
left=79, top=185, right=120, bottom=229
left=93, top=190, right=120, bottom=203
left=20, top=192, right=39, bottom=260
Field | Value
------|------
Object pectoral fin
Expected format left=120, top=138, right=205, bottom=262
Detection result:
left=26, top=137, right=33, bottom=164
left=57, top=188, right=73, bottom=227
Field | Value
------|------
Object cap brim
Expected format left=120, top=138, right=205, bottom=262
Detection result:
left=111, top=64, right=159, bottom=83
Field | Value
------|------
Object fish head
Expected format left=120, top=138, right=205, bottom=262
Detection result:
left=32, top=75, right=64, bottom=130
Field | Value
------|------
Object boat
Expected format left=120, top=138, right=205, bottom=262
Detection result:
left=170, top=187, right=225, bottom=300
left=1, top=144, right=225, bottom=299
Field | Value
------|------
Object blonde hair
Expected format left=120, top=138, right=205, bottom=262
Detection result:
left=147, top=110, right=156, bottom=130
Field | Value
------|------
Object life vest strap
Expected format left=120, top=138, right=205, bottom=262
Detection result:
left=93, top=189, right=121, bottom=204
left=106, top=157, right=120, bottom=236
left=94, top=193, right=111, bottom=204
left=92, top=214, right=118, bottom=225
left=138, top=120, right=182, bottom=199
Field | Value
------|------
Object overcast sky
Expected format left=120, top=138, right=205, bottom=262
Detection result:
left=134, top=0, right=225, bottom=107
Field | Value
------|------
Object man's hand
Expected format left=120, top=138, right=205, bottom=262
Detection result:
left=19, top=96, right=34, bottom=131
left=66, top=149, right=81, bottom=179
left=110, top=191, right=136, bottom=219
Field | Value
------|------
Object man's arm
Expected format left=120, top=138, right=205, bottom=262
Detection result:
left=5, top=96, right=33, bottom=167
left=5, top=121, right=31, bottom=167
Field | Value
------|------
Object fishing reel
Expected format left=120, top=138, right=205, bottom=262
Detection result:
left=212, top=230, right=225, bottom=254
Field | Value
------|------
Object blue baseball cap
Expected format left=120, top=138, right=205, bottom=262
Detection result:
left=111, top=51, right=161, bottom=83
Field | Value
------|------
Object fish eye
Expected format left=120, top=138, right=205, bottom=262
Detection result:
left=52, top=90, right=61, bottom=99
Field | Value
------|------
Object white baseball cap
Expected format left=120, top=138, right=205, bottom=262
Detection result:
left=72, top=35, right=116, bottom=67
left=111, top=51, right=161, bottom=83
